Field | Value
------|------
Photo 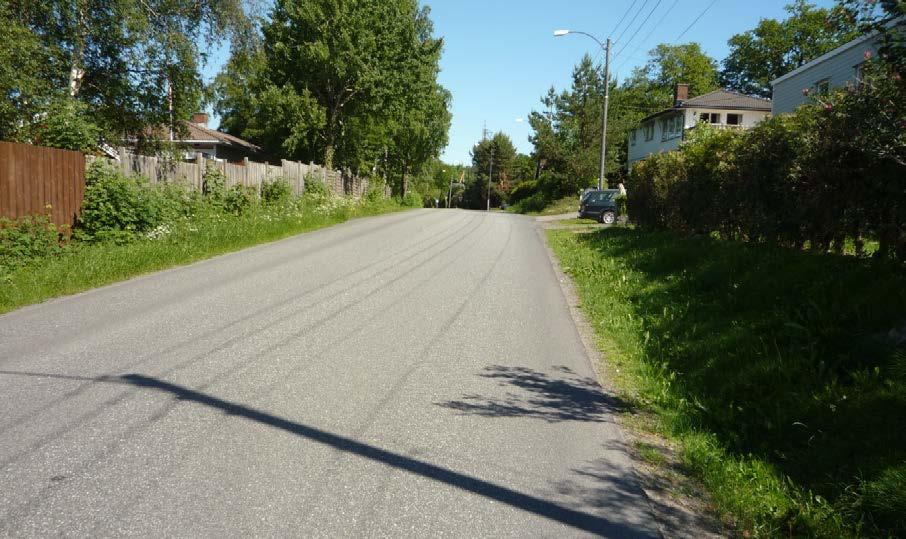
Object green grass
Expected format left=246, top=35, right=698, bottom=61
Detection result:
left=548, top=227, right=906, bottom=537
left=508, top=195, right=580, bottom=216
left=0, top=198, right=411, bottom=315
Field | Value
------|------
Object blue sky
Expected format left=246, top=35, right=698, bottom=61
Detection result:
left=203, top=0, right=836, bottom=165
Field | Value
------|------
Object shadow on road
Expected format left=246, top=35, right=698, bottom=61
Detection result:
left=435, top=365, right=629, bottom=423
left=0, top=369, right=652, bottom=538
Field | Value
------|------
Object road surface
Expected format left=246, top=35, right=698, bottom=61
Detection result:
left=0, top=210, right=658, bottom=537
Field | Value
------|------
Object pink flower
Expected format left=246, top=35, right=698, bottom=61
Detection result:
left=802, top=88, right=811, bottom=96
left=894, top=72, right=902, bottom=82
left=864, top=50, right=873, bottom=60
left=824, top=103, right=833, bottom=111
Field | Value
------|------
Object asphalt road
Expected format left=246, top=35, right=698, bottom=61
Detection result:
left=0, top=209, right=658, bottom=537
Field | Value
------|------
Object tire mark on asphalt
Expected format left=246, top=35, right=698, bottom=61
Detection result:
left=0, top=213, right=473, bottom=435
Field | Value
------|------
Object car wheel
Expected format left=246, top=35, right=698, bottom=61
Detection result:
left=599, top=211, right=616, bottom=225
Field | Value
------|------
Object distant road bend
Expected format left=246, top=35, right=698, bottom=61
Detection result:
left=0, top=209, right=659, bottom=537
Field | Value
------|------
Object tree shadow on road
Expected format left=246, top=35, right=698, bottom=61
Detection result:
left=0, top=369, right=654, bottom=538
left=435, top=365, right=630, bottom=423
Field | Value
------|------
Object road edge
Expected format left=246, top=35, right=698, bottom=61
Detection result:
left=534, top=221, right=725, bottom=539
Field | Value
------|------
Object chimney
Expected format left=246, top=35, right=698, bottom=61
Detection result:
left=673, top=83, right=689, bottom=106
left=191, top=112, right=209, bottom=127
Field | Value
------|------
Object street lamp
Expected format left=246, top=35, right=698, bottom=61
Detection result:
left=554, top=29, right=612, bottom=190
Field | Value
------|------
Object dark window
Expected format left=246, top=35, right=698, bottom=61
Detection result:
left=816, top=78, right=830, bottom=95
left=726, top=113, right=742, bottom=125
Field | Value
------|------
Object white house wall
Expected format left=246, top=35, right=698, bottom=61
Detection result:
left=627, top=108, right=770, bottom=169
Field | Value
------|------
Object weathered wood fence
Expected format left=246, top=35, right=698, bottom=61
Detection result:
left=103, top=149, right=381, bottom=200
left=2, top=143, right=388, bottom=228
left=0, top=141, right=85, bottom=228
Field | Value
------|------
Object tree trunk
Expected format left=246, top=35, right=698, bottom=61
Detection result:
left=401, top=163, right=408, bottom=199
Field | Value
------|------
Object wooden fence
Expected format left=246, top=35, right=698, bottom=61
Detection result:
left=103, top=149, right=383, bottom=200
left=0, top=141, right=85, bottom=228
left=2, top=143, right=389, bottom=228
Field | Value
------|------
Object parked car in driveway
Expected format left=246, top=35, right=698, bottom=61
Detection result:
left=578, top=189, right=620, bottom=224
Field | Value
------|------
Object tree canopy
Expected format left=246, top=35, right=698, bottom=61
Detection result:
left=2, top=0, right=251, bottom=143
left=214, top=0, right=451, bottom=194
left=720, top=0, right=857, bottom=97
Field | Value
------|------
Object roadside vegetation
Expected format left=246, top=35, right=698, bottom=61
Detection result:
left=0, top=162, right=415, bottom=315
left=629, top=54, right=905, bottom=262
left=549, top=226, right=906, bottom=536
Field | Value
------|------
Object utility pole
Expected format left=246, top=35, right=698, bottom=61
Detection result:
left=599, top=37, right=611, bottom=190
left=554, top=30, right=612, bottom=190
left=487, top=155, right=493, bottom=211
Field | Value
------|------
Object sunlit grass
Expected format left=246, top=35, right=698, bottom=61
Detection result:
left=548, top=227, right=906, bottom=537
left=0, top=199, right=412, bottom=315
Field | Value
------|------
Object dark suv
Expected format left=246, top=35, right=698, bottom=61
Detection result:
left=578, top=189, right=620, bottom=224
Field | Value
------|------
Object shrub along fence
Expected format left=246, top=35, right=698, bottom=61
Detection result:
left=1, top=143, right=388, bottom=228
left=627, top=60, right=905, bottom=261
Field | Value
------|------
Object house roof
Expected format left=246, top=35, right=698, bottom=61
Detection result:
left=177, top=121, right=262, bottom=153
left=146, top=121, right=263, bottom=154
left=638, top=89, right=772, bottom=123
left=771, top=17, right=904, bottom=87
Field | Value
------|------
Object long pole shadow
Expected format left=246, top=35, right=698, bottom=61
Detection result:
left=0, top=370, right=650, bottom=537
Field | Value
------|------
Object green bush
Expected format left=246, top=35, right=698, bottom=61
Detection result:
left=510, top=192, right=549, bottom=214
left=76, top=161, right=170, bottom=243
left=364, top=181, right=387, bottom=203
left=31, top=99, right=100, bottom=153
left=261, top=178, right=293, bottom=205
left=223, top=185, right=257, bottom=215
left=401, top=190, right=422, bottom=208
left=628, top=58, right=905, bottom=259
left=303, top=173, right=329, bottom=199
left=0, top=214, right=62, bottom=274
left=508, top=180, right=538, bottom=204
left=202, top=165, right=228, bottom=203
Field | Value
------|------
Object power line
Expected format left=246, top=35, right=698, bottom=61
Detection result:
left=608, top=0, right=638, bottom=39
left=613, top=0, right=680, bottom=73
left=674, top=0, right=718, bottom=43
left=614, top=0, right=664, bottom=59
left=613, top=0, right=651, bottom=46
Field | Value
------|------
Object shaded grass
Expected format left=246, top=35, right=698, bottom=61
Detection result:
left=548, top=227, right=906, bottom=537
left=0, top=199, right=411, bottom=315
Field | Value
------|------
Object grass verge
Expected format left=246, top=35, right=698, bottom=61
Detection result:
left=509, top=196, right=579, bottom=216
left=547, top=226, right=906, bottom=537
left=0, top=199, right=411, bottom=315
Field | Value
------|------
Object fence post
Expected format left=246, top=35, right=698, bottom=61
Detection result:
left=196, top=153, right=204, bottom=191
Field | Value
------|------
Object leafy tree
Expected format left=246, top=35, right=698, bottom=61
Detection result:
left=837, top=0, right=906, bottom=71
left=216, top=0, right=450, bottom=185
left=720, top=0, right=857, bottom=97
left=6, top=0, right=251, bottom=140
left=467, top=132, right=516, bottom=208
left=0, top=4, right=58, bottom=140
left=629, top=43, right=719, bottom=103
left=29, top=99, right=100, bottom=152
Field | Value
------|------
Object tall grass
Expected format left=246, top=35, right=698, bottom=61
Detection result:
left=548, top=227, right=906, bottom=536
left=0, top=197, right=412, bottom=315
